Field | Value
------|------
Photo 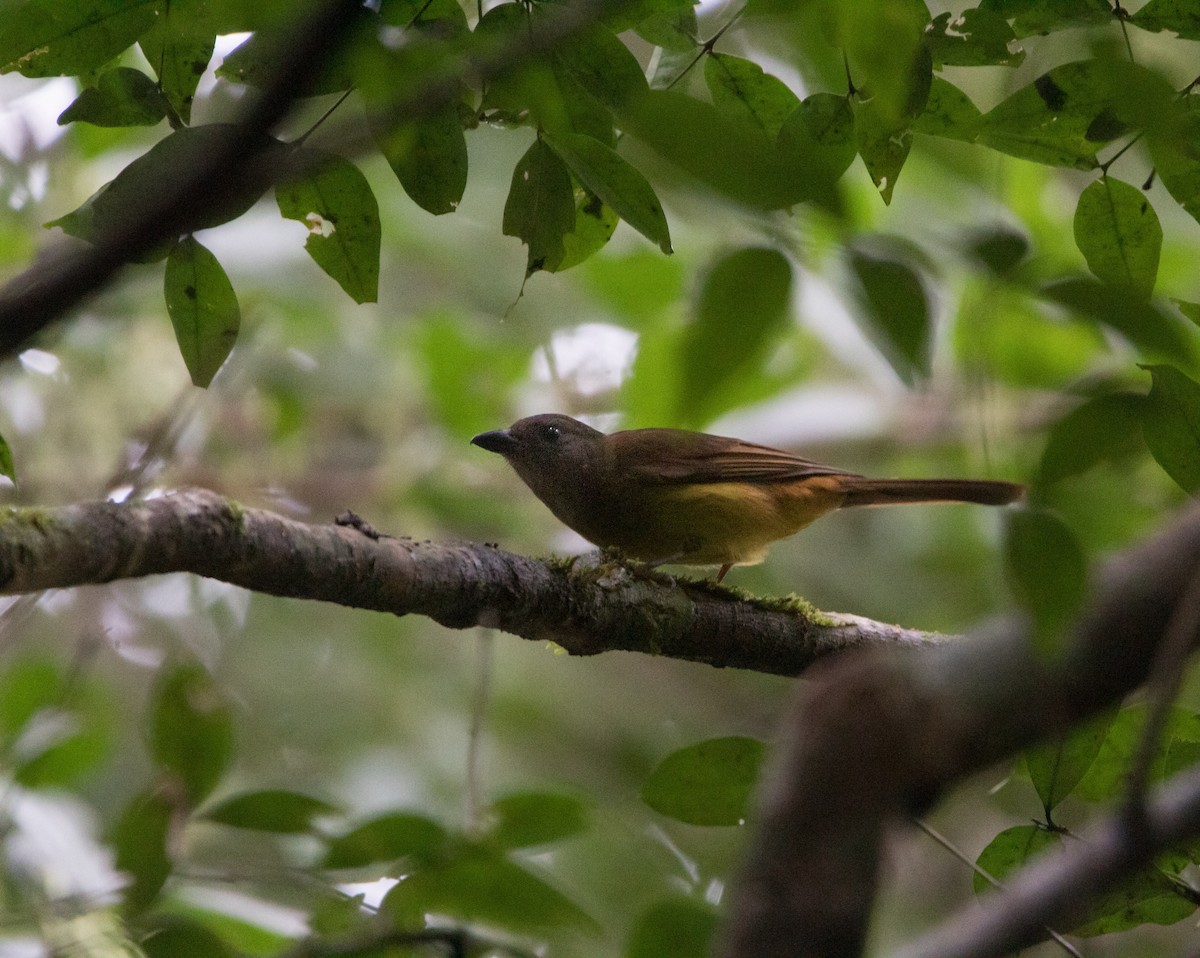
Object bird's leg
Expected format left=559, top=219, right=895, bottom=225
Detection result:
left=716, top=563, right=733, bottom=583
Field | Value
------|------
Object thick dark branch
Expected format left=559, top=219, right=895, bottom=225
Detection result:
left=719, top=505, right=1200, bottom=958
left=0, top=489, right=941, bottom=675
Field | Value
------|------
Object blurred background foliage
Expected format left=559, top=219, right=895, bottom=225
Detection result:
left=1, top=0, right=1200, bottom=955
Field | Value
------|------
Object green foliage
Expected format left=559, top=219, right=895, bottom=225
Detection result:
left=677, top=246, right=792, bottom=426
left=57, top=67, right=168, bottom=127
left=485, top=791, right=589, bottom=849
left=150, top=662, right=234, bottom=807
left=975, top=825, right=1196, bottom=936
left=626, top=897, right=719, bottom=958
left=641, top=736, right=764, bottom=826
left=847, top=242, right=930, bottom=384
left=11, top=0, right=1200, bottom=953
left=1074, top=177, right=1162, bottom=299
left=1025, top=711, right=1113, bottom=818
left=203, top=789, right=340, bottom=833
left=164, top=235, right=241, bottom=387
left=275, top=151, right=382, bottom=304
left=1142, top=363, right=1200, bottom=494
left=1003, top=507, right=1087, bottom=650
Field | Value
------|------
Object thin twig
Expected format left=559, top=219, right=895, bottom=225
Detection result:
left=914, top=819, right=1083, bottom=958
left=1121, top=564, right=1200, bottom=824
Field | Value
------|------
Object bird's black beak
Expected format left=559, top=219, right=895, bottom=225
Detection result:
left=471, top=429, right=516, bottom=456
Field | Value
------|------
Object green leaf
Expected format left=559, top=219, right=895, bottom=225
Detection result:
left=977, top=821, right=1195, bottom=934
left=473, top=5, right=561, bottom=127
left=140, top=915, right=237, bottom=958
left=848, top=27, right=933, bottom=203
left=215, top=22, right=358, bottom=96
left=45, top=125, right=288, bottom=255
left=380, top=0, right=470, bottom=35
left=57, top=67, right=166, bottom=127
left=641, top=736, right=764, bottom=826
left=1176, top=299, right=1200, bottom=327
left=624, top=90, right=822, bottom=209
left=165, top=236, right=240, bottom=388
left=1149, top=98, right=1200, bottom=229
left=0, top=659, right=62, bottom=737
left=1073, top=178, right=1161, bottom=300
left=978, top=59, right=1172, bottom=169
left=486, top=792, right=589, bottom=849
left=554, top=21, right=649, bottom=114
left=979, top=0, right=1112, bottom=36
left=1004, top=507, right=1087, bottom=650
left=926, top=8, right=1024, bottom=66
left=502, top=138, right=576, bottom=275
left=704, top=53, right=800, bottom=140
left=1041, top=277, right=1193, bottom=363
left=140, top=0, right=217, bottom=124
left=966, top=226, right=1028, bottom=274
left=636, top=7, right=699, bottom=51
left=381, top=846, right=599, bottom=935
left=973, top=824, right=1060, bottom=894
left=0, top=434, right=15, bottom=485
left=678, top=246, right=792, bottom=425
left=603, top=0, right=697, bottom=34
left=322, top=811, right=449, bottom=869
left=276, top=150, right=381, bottom=304
left=1076, top=705, right=1200, bottom=802
left=543, top=131, right=672, bottom=254
left=0, top=0, right=158, bottom=77
left=204, top=789, right=339, bottom=833
left=1142, top=364, right=1200, bottom=495
left=1025, top=710, right=1114, bottom=817
left=911, top=76, right=982, bottom=142
left=776, top=92, right=857, bottom=192
left=830, top=0, right=931, bottom=128
left=551, top=65, right=617, bottom=145
left=150, top=662, right=234, bottom=806
left=852, top=85, right=916, bottom=205
left=12, top=707, right=110, bottom=788
left=1037, top=391, right=1146, bottom=486
left=1130, top=0, right=1200, bottom=39
left=374, top=106, right=468, bottom=216
left=847, top=244, right=930, bottom=383
left=1072, top=869, right=1196, bottom=936
left=626, top=897, right=719, bottom=958
left=556, top=190, right=619, bottom=271
left=112, top=788, right=174, bottom=914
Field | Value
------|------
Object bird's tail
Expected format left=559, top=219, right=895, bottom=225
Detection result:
left=838, top=477, right=1024, bottom=508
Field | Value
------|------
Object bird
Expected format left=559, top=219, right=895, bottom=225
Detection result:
left=471, top=414, right=1024, bottom=582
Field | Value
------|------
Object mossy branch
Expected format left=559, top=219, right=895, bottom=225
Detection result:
left=0, top=488, right=943, bottom=676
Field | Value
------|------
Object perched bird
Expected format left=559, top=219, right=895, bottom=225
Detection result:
left=472, top=414, right=1024, bottom=581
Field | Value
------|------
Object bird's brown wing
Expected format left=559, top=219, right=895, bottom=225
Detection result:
left=611, top=428, right=861, bottom=484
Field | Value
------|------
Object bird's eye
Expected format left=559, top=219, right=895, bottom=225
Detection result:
left=540, top=423, right=560, bottom=443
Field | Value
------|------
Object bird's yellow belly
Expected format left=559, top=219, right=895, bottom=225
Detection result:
left=606, top=478, right=847, bottom=567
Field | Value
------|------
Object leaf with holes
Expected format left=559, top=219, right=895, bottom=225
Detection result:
left=503, top=138, right=576, bottom=276
left=1, top=0, right=158, bottom=77
left=276, top=150, right=381, bottom=304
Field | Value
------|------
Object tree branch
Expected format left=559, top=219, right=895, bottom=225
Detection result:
left=718, top=504, right=1200, bottom=958
left=894, top=762, right=1200, bottom=958
left=0, top=488, right=942, bottom=675
left=0, top=0, right=630, bottom=354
